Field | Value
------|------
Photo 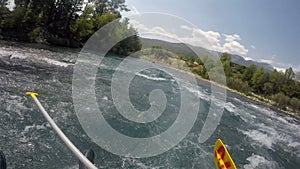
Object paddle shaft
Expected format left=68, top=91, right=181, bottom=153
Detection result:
left=31, top=95, right=97, bottom=169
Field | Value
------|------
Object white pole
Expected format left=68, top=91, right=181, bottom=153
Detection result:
left=26, top=92, right=97, bottom=169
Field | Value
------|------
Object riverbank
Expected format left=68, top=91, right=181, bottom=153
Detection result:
left=138, top=54, right=300, bottom=120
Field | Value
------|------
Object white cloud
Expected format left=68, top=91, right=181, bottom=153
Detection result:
left=128, top=19, right=148, bottom=32
left=260, top=59, right=273, bottom=64
left=180, top=27, right=222, bottom=51
left=223, top=40, right=249, bottom=55
left=180, top=25, right=249, bottom=55
left=262, top=59, right=298, bottom=72
left=224, top=34, right=241, bottom=42
left=295, top=65, right=300, bottom=72
left=129, top=21, right=249, bottom=56
left=274, top=67, right=286, bottom=72
left=6, top=0, right=16, bottom=11
left=181, top=25, right=249, bottom=55
left=222, top=33, right=248, bottom=55
left=272, top=62, right=300, bottom=73
left=180, top=25, right=193, bottom=31
left=244, top=57, right=253, bottom=61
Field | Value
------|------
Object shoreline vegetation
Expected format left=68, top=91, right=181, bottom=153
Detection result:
left=0, top=0, right=141, bottom=55
left=137, top=47, right=300, bottom=120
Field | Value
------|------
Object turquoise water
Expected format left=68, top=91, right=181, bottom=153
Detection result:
left=0, top=42, right=299, bottom=168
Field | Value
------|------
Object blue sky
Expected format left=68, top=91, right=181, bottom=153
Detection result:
left=123, top=0, right=300, bottom=72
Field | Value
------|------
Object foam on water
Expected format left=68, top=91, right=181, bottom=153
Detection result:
left=182, top=83, right=210, bottom=102
left=0, top=48, right=28, bottom=59
left=224, top=102, right=237, bottom=113
left=1, top=44, right=74, bottom=68
left=244, top=154, right=279, bottom=169
left=248, top=102, right=300, bottom=133
left=288, top=141, right=300, bottom=148
left=121, top=157, right=162, bottom=169
left=23, top=123, right=47, bottom=134
left=19, top=123, right=49, bottom=143
left=240, top=115, right=300, bottom=158
left=5, top=94, right=29, bottom=117
left=241, top=129, right=275, bottom=149
left=63, top=165, right=78, bottom=169
left=248, top=102, right=282, bottom=120
left=40, top=57, right=72, bottom=67
left=135, top=72, right=168, bottom=81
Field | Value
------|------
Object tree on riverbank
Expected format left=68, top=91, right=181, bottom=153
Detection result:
left=0, top=0, right=141, bottom=55
left=177, top=52, right=300, bottom=115
left=290, top=97, right=300, bottom=113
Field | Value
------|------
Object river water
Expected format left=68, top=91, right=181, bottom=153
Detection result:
left=0, top=41, right=299, bottom=169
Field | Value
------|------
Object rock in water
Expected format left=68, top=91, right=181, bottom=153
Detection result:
left=79, top=149, right=95, bottom=169
left=0, top=150, right=6, bottom=169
